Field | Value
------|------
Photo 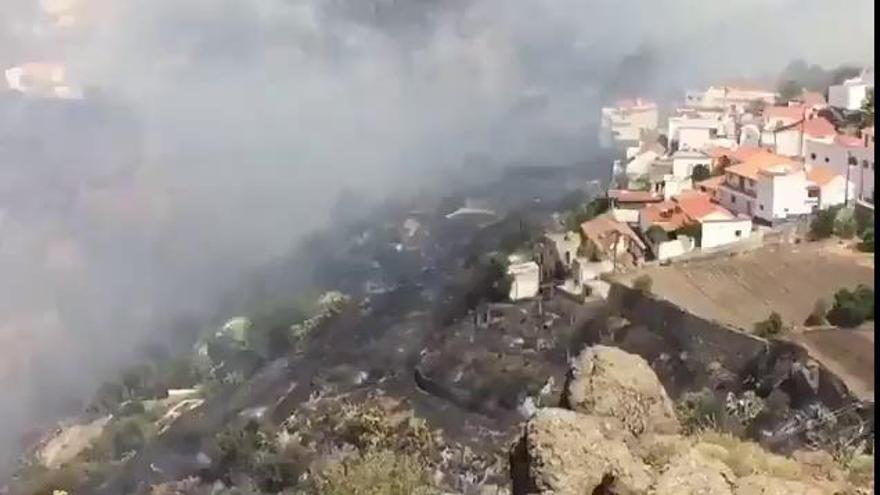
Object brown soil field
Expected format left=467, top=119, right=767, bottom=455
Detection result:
left=615, top=240, right=874, bottom=331
left=790, top=324, right=874, bottom=402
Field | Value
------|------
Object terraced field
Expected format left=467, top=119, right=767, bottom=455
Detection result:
left=616, top=240, right=874, bottom=331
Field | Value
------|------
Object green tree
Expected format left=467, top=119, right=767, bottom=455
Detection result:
left=827, top=285, right=874, bottom=328
left=691, top=164, right=711, bottom=182
left=809, top=206, right=840, bottom=240
left=754, top=312, right=785, bottom=338
left=859, top=227, right=874, bottom=253
left=862, top=89, right=874, bottom=127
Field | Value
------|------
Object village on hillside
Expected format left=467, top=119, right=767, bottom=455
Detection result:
left=506, top=67, right=875, bottom=305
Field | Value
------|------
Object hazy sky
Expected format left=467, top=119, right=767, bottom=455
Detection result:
left=0, top=0, right=874, bottom=475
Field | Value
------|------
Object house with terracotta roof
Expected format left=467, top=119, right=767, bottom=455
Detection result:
left=639, top=191, right=752, bottom=256
left=599, top=98, right=659, bottom=149
left=716, top=149, right=852, bottom=222
left=580, top=215, right=646, bottom=268
left=805, top=132, right=873, bottom=204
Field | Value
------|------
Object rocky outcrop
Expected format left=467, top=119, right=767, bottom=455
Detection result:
left=511, top=346, right=868, bottom=495
left=563, top=345, right=679, bottom=436
left=510, top=408, right=652, bottom=495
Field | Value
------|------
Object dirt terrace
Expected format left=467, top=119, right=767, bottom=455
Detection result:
left=789, top=323, right=875, bottom=402
left=615, top=240, right=874, bottom=331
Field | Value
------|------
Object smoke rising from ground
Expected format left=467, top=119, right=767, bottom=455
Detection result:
left=0, top=0, right=873, bottom=473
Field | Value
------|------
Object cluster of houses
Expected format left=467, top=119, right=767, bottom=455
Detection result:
left=508, top=70, right=875, bottom=302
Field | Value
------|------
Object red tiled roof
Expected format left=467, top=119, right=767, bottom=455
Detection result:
left=730, top=145, right=768, bottom=163
left=764, top=105, right=806, bottom=124
left=706, top=146, right=734, bottom=159
left=726, top=151, right=798, bottom=181
left=641, top=192, right=732, bottom=231
left=580, top=216, right=646, bottom=250
left=834, top=134, right=864, bottom=147
left=803, top=117, right=836, bottom=138
left=695, top=175, right=725, bottom=192
left=608, top=189, right=663, bottom=203
left=675, top=191, right=734, bottom=220
left=806, top=166, right=840, bottom=187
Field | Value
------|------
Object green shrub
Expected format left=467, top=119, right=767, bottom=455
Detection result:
left=827, top=285, right=875, bottom=328
left=833, top=208, right=857, bottom=239
left=309, top=449, right=434, bottom=495
left=754, top=312, right=785, bottom=338
left=810, top=207, right=840, bottom=240
left=633, top=275, right=653, bottom=293
left=676, top=389, right=725, bottom=434
left=691, top=164, right=711, bottom=182
left=859, top=227, right=874, bottom=252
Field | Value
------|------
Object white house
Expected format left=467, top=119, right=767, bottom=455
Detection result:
left=668, top=114, right=725, bottom=151
left=671, top=150, right=711, bottom=179
left=805, top=132, right=874, bottom=204
left=828, top=68, right=874, bottom=110
left=624, top=148, right=663, bottom=178
left=760, top=105, right=808, bottom=157
left=740, top=124, right=761, bottom=147
left=507, top=261, right=540, bottom=301
left=639, top=191, right=751, bottom=257
left=693, top=85, right=777, bottom=112
left=717, top=151, right=815, bottom=222
left=599, top=98, right=659, bottom=149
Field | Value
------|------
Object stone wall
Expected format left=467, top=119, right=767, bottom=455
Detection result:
left=606, top=283, right=767, bottom=376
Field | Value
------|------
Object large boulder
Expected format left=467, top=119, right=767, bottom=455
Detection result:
left=654, top=448, right=735, bottom=495
left=510, top=408, right=652, bottom=494
left=563, top=345, right=679, bottom=436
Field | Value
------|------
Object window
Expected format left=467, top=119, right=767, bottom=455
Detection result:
left=808, top=188, right=820, bottom=198
left=863, top=160, right=869, bottom=169
left=735, top=230, right=742, bottom=237
left=731, top=194, right=736, bottom=204
left=824, top=157, right=830, bottom=163
left=810, top=153, right=817, bottom=160
left=759, top=205, right=764, bottom=210
left=748, top=179, right=755, bottom=187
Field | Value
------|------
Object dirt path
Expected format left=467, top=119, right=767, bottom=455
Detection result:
left=790, top=325, right=874, bottom=402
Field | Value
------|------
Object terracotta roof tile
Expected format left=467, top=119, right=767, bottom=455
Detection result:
left=580, top=216, right=646, bottom=250
left=806, top=166, right=840, bottom=187
left=726, top=151, right=798, bottom=181
left=608, top=189, right=663, bottom=203
left=834, top=134, right=864, bottom=147
left=803, top=117, right=836, bottom=138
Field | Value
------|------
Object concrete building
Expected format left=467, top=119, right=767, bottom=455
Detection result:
left=535, top=231, right=581, bottom=281
left=579, top=215, right=646, bottom=268
left=599, top=98, right=659, bottom=149
left=717, top=151, right=810, bottom=222
left=668, top=114, right=725, bottom=151
left=671, top=150, right=711, bottom=179
left=805, top=133, right=874, bottom=204
left=828, top=69, right=874, bottom=110
left=640, top=191, right=750, bottom=254
left=691, top=85, right=777, bottom=112
left=507, top=261, right=540, bottom=301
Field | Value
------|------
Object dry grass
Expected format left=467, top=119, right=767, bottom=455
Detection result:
left=310, top=449, right=437, bottom=495
left=694, top=430, right=803, bottom=481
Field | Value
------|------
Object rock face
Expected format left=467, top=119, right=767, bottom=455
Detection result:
left=511, top=408, right=652, bottom=495
left=654, top=449, right=734, bottom=495
left=511, top=345, right=866, bottom=495
left=563, top=345, right=679, bottom=436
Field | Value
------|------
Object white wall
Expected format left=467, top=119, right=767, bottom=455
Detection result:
left=662, top=175, right=693, bottom=200
left=656, top=236, right=696, bottom=260
left=819, top=176, right=851, bottom=209
left=701, top=218, right=752, bottom=249
left=672, top=155, right=711, bottom=178
left=806, top=140, right=875, bottom=203
left=756, top=170, right=811, bottom=222
left=678, top=127, right=712, bottom=151
left=626, top=150, right=660, bottom=177
left=829, top=83, right=869, bottom=110
left=508, top=262, right=540, bottom=300
left=762, top=129, right=802, bottom=157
